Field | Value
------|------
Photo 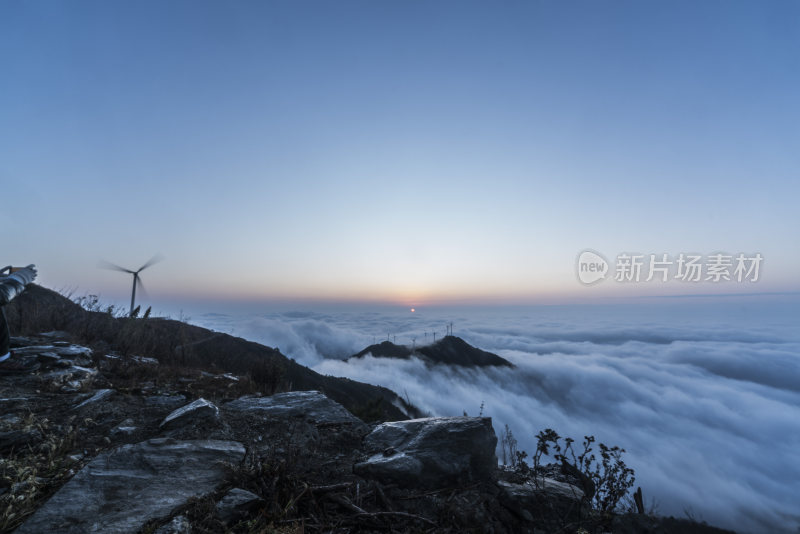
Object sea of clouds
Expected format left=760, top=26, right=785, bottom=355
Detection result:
left=192, top=297, right=800, bottom=534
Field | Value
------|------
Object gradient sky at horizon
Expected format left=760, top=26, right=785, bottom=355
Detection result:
left=2, top=1, right=799, bottom=311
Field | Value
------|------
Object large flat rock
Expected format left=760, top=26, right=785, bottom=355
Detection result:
left=224, top=390, right=366, bottom=429
left=354, top=416, right=497, bottom=489
left=16, top=438, right=245, bottom=534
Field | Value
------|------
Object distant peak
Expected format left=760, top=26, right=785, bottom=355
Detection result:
left=350, top=335, right=512, bottom=368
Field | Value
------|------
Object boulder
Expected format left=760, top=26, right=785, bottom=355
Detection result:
left=224, top=391, right=368, bottom=463
left=497, top=478, right=586, bottom=523
left=15, top=438, right=245, bottom=534
left=215, top=488, right=263, bottom=524
left=354, top=416, right=497, bottom=489
left=224, top=391, right=367, bottom=429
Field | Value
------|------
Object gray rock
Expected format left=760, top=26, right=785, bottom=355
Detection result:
left=153, top=515, right=191, bottom=534
left=161, top=398, right=219, bottom=429
left=11, top=345, right=57, bottom=356
left=55, top=345, right=93, bottom=358
left=15, top=344, right=92, bottom=359
left=215, top=488, right=263, bottom=523
left=36, top=351, right=62, bottom=366
left=73, top=388, right=114, bottom=410
left=354, top=416, right=497, bottom=489
left=225, top=391, right=366, bottom=429
left=498, top=478, right=584, bottom=501
left=111, top=418, right=138, bottom=435
left=16, top=438, right=245, bottom=534
left=497, top=478, right=586, bottom=521
left=40, top=365, right=97, bottom=392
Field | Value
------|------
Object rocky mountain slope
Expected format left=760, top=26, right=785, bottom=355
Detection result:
left=4, top=285, right=419, bottom=422
left=0, top=333, right=571, bottom=533
left=0, top=286, right=737, bottom=533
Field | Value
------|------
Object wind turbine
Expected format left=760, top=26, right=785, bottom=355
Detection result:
left=99, top=254, right=163, bottom=317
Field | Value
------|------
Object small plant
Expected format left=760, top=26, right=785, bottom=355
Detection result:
left=533, top=428, right=562, bottom=476
left=74, top=294, right=101, bottom=312
left=531, top=428, right=635, bottom=514
left=500, top=424, right=517, bottom=467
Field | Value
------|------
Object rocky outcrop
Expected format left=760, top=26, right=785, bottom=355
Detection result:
left=223, top=390, right=370, bottom=460
left=15, top=438, right=245, bottom=534
left=354, top=416, right=498, bottom=488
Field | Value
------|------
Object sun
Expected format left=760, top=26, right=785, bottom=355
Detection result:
left=410, top=308, right=415, bottom=313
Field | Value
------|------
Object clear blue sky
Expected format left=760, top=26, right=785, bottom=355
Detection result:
left=2, top=1, right=798, bottom=309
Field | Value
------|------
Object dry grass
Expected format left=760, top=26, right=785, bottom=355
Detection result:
left=0, top=414, right=81, bottom=532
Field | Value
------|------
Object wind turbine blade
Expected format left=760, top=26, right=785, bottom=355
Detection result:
left=138, top=253, right=164, bottom=272
left=136, top=275, right=149, bottom=301
left=98, top=260, right=135, bottom=274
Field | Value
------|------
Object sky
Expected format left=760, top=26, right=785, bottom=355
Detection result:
left=2, top=1, right=799, bottom=309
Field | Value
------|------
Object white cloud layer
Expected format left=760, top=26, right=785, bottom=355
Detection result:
left=194, top=299, right=800, bottom=533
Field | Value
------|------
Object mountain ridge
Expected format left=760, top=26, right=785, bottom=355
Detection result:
left=350, top=335, right=514, bottom=368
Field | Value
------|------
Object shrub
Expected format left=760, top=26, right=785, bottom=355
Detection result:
left=532, top=428, right=635, bottom=514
